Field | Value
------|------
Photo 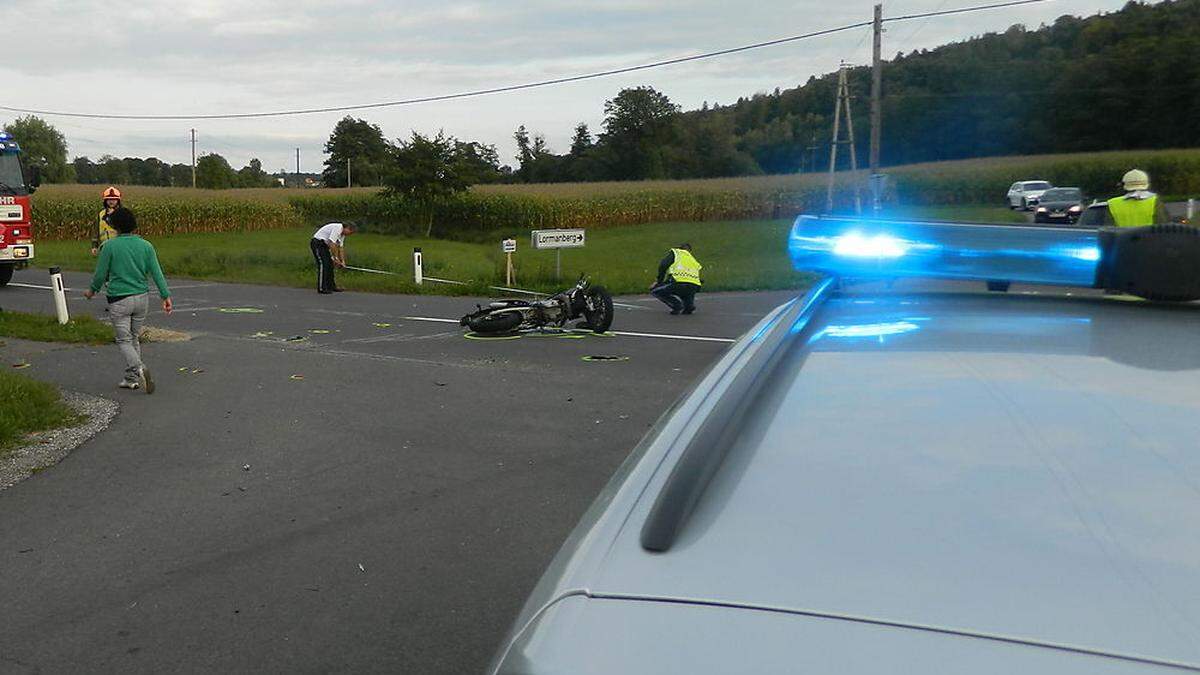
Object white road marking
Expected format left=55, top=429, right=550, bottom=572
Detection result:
left=610, top=330, right=735, bottom=344
left=8, top=282, right=72, bottom=291
left=400, top=315, right=461, bottom=324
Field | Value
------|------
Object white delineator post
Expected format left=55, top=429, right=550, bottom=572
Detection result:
left=49, top=266, right=69, bottom=325
left=413, top=247, right=423, bottom=285
left=1188, top=198, right=1195, bottom=222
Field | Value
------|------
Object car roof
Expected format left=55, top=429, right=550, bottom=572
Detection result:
left=508, top=284, right=1200, bottom=671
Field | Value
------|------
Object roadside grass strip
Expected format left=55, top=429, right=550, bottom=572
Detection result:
left=0, top=310, right=113, bottom=344
left=0, top=371, right=77, bottom=455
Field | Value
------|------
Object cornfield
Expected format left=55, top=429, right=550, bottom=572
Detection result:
left=30, top=149, right=1200, bottom=241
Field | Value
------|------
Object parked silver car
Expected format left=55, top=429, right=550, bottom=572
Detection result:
left=1006, top=180, right=1052, bottom=209
left=491, top=216, right=1200, bottom=674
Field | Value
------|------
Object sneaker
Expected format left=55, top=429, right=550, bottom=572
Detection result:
left=669, top=309, right=682, bottom=315
left=682, top=308, right=695, bottom=315
left=118, top=380, right=140, bottom=390
left=138, top=366, right=155, bottom=395
left=318, top=290, right=334, bottom=295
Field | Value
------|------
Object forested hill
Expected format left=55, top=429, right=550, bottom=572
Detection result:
left=690, top=0, right=1200, bottom=174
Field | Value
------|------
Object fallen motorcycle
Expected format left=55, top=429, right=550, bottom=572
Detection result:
left=460, top=275, right=614, bottom=335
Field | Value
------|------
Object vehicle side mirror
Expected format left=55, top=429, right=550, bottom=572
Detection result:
left=24, top=164, right=41, bottom=192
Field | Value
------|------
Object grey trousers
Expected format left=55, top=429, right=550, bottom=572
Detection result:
left=109, top=293, right=148, bottom=381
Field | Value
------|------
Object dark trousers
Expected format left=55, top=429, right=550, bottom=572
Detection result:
left=310, top=238, right=336, bottom=292
left=651, top=281, right=697, bottom=312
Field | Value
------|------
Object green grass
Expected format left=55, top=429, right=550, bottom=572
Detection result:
left=0, top=310, right=114, bottom=344
left=0, top=370, right=77, bottom=454
left=33, top=205, right=1021, bottom=296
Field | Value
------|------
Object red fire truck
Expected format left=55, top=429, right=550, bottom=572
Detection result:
left=0, top=131, right=38, bottom=287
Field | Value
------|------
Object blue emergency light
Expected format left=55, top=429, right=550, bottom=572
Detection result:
left=789, top=215, right=1200, bottom=302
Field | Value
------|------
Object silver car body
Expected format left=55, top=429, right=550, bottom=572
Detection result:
left=491, top=279, right=1200, bottom=674
left=1008, top=180, right=1054, bottom=209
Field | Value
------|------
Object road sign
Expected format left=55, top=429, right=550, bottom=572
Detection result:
left=502, top=238, right=517, bottom=253
left=532, top=229, right=585, bottom=249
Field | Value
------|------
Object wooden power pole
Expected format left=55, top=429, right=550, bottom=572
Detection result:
left=869, top=4, right=883, bottom=175
left=825, top=64, right=862, bottom=214
left=190, top=129, right=197, bottom=188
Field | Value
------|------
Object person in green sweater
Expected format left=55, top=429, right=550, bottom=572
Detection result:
left=83, top=207, right=172, bottom=393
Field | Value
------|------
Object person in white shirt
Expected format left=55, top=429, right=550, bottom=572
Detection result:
left=310, top=222, right=356, bottom=293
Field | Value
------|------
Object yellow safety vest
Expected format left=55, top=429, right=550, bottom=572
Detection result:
left=97, top=209, right=118, bottom=246
left=1107, top=193, right=1158, bottom=227
left=668, top=248, right=702, bottom=286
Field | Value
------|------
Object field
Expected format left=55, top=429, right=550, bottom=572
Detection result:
left=32, top=205, right=1018, bottom=296
left=31, top=148, right=1200, bottom=242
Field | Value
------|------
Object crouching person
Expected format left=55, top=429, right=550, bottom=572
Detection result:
left=84, top=207, right=172, bottom=393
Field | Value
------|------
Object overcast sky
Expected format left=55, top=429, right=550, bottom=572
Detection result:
left=5, top=0, right=1130, bottom=174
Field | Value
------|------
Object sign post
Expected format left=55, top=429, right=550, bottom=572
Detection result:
left=531, top=229, right=585, bottom=281
left=502, top=238, right=517, bottom=285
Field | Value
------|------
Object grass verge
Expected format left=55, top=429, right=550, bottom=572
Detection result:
left=32, top=205, right=1021, bottom=296
left=0, top=371, right=77, bottom=455
left=0, top=310, right=114, bottom=344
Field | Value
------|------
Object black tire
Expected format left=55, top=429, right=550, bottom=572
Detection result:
left=0, top=264, right=13, bottom=287
left=467, top=311, right=523, bottom=334
left=583, top=286, right=614, bottom=333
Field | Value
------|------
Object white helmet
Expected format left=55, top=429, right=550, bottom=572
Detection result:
left=1122, top=169, right=1150, bottom=191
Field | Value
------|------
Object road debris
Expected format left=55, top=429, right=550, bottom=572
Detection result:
left=372, top=322, right=392, bottom=328
left=284, top=335, right=309, bottom=343
left=289, top=374, right=305, bottom=381
left=242, top=464, right=251, bottom=471
left=358, top=563, right=365, bottom=573
left=308, top=329, right=336, bottom=334
left=581, top=355, right=630, bottom=362
left=250, top=331, right=274, bottom=339
left=11, top=362, right=30, bottom=369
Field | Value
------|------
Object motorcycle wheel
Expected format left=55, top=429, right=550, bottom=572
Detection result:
left=467, top=311, right=523, bottom=334
left=583, top=286, right=614, bottom=333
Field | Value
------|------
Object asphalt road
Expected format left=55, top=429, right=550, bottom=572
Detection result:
left=0, top=270, right=794, bottom=675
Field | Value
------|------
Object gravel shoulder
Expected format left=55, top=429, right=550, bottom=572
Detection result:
left=0, top=390, right=118, bottom=490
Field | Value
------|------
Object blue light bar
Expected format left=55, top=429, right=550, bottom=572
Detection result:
left=789, top=215, right=1101, bottom=288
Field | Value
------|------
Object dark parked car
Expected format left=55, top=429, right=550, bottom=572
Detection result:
left=1034, top=187, right=1084, bottom=224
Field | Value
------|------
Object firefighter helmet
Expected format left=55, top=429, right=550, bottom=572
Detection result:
left=102, top=186, right=123, bottom=201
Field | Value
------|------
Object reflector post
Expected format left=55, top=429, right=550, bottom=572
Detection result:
left=789, top=216, right=1101, bottom=287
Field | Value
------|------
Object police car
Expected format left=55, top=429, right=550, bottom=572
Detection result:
left=490, top=216, right=1200, bottom=674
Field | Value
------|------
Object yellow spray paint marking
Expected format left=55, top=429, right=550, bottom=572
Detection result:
left=191, top=369, right=205, bottom=374
left=290, top=374, right=305, bottom=381
left=219, top=307, right=264, bottom=314
left=308, top=329, right=336, bottom=334
left=372, top=322, right=392, bottom=328
left=250, top=331, right=274, bottom=338
left=463, top=332, right=520, bottom=341
left=179, top=367, right=189, bottom=372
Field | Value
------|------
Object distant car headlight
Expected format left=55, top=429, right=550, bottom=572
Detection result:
left=1037, top=207, right=1047, bottom=213
left=1068, top=205, right=1081, bottom=213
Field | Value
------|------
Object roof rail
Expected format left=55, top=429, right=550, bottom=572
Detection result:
left=640, top=277, right=837, bottom=553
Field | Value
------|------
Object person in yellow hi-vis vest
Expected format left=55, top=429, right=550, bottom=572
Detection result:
left=91, top=186, right=123, bottom=255
left=1105, top=169, right=1170, bottom=227
left=651, top=243, right=702, bottom=315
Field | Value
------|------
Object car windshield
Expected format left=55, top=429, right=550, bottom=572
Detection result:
left=0, top=154, right=27, bottom=195
left=1041, top=188, right=1081, bottom=201
left=1024, top=182, right=1051, bottom=190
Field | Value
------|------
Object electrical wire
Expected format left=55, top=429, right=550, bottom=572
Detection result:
left=0, top=0, right=1053, bottom=122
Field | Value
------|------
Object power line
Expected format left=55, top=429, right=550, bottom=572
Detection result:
left=0, top=0, right=1052, bottom=122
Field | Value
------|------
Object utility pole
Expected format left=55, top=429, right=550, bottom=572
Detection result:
left=190, top=128, right=197, bottom=188
left=869, top=4, right=882, bottom=175
left=825, top=64, right=863, bottom=214
left=295, top=148, right=301, bottom=187
left=869, top=3, right=885, bottom=214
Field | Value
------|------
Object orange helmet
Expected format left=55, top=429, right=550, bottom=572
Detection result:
left=102, top=186, right=122, bottom=201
